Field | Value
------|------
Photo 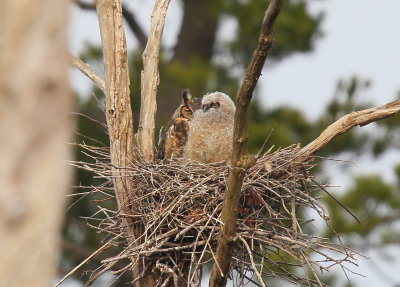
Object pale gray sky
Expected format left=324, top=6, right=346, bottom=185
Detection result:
left=263, top=0, right=400, bottom=118
left=69, top=1, right=400, bottom=286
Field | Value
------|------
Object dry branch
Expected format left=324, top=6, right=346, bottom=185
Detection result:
left=95, top=2, right=140, bottom=281
left=210, top=1, right=284, bottom=286
left=300, top=99, right=400, bottom=157
left=69, top=54, right=106, bottom=93
left=96, top=0, right=135, bottom=205
left=137, top=0, right=171, bottom=161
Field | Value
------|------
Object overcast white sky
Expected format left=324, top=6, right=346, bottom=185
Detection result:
left=69, top=1, right=400, bottom=286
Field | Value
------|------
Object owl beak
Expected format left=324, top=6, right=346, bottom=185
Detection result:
left=202, top=105, right=210, bottom=112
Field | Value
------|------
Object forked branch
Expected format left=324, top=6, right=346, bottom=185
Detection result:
left=300, top=99, right=400, bottom=157
left=209, top=1, right=285, bottom=287
left=137, top=0, right=172, bottom=161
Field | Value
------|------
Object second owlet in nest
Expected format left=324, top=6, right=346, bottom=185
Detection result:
left=158, top=91, right=235, bottom=163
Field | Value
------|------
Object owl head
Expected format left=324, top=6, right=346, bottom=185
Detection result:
left=179, top=89, right=202, bottom=120
left=201, top=92, right=236, bottom=115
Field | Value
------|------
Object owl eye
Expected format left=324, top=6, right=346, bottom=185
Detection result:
left=202, top=102, right=220, bottom=112
left=180, top=106, right=193, bottom=119
left=210, top=102, right=220, bottom=109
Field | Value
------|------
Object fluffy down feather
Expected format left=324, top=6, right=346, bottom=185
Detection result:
left=183, top=92, right=235, bottom=163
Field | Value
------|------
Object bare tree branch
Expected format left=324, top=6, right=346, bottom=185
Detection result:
left=96, top=0, right=135, bottom=195
left=300, top=99, right=400, bottom=157
left=96, top=0, right=136, bottom=209
left=95, top=0, right=136, bottom=245
left=61, top=239, right=131, bottom=282
left=54, top=241, right=112, bottom=287
left=69, top=54, right=106, bottom=93
left=73, top=0, right=147, bottom=49
left=137, top=0, right=171, bottom=161
left=209, top=1, right=285, bottom=287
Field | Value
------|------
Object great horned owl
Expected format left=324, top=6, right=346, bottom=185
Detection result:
left=183, top=92, right=235, bottom=163
left=157, top=90, right=201, bottom=160
left=158, top=91, right=235, bottom=164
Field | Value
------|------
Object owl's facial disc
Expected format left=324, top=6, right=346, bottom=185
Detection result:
left=202, top=101, right=220, bottom=112
left=180, top=105, right=193, bottom=119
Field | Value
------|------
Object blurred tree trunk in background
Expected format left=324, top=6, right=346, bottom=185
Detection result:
left=156, top=0, right=222, bottom=122
left=173, top=0, right=219, bottom=63
left=0, top=0, right=72, bottom=286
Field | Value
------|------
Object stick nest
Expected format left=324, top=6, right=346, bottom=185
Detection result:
left=73, top=144, right=360, bottom=287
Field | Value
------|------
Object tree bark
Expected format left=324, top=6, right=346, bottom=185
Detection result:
left=138, top=0, right=172, bottom=161
left=0, top=0, right=72, bottom=286
left=209, top=1, right=284, bottom=287
left=95, top=1, right=163, bottom=286
left=96, top=0, right=135, bottom=217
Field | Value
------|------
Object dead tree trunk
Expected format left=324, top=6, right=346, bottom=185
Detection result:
left=0, top=0, right=72, bottom=286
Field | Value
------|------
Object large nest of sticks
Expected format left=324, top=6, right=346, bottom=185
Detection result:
left=75, top=144, right=359, bottom=287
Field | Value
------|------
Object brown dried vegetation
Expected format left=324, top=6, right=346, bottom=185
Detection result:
left=71, top=144, right=359, bottom=287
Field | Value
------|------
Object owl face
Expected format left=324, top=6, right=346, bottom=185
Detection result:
left=200, top=92, right=236, bottom=115
left=180, top=89, right=202, bottom=120
left=202, top=101, right=220, bottom=112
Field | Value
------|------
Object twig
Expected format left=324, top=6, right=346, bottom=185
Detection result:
left=210, top=1, right=284, bottom=286
left=84, top=261, right=118, bottom=287
left=300, top=99, right=400, bottom=157
left=54, top=241, right=112, bottom=287
left=238, top=236, right=267, bottom=287
left=311, top=178, right=361, bottom=224
left=69, top=54, right=105, bottom=93
left=137, top=0, right=171, bottom=161
left=255, top=125, right=276, bottom=159
left=73, top=142, right=360, bottom=286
